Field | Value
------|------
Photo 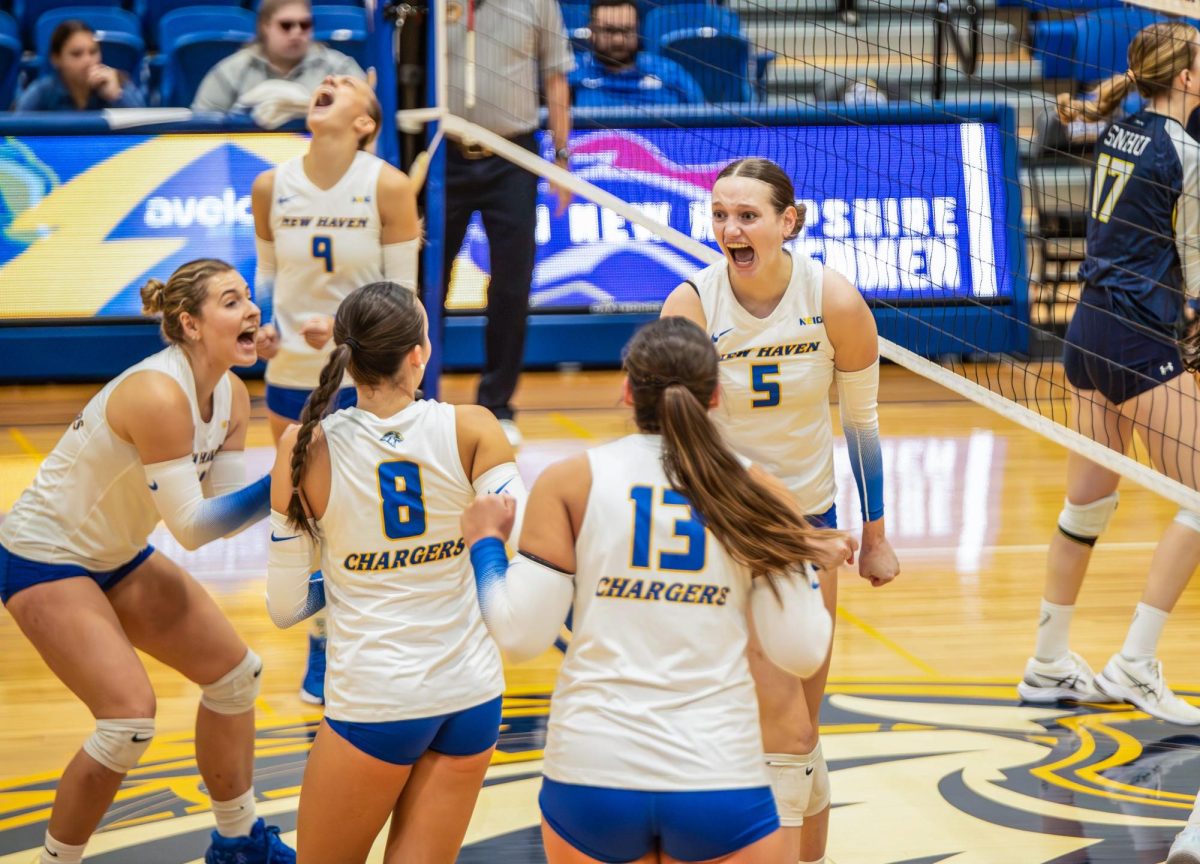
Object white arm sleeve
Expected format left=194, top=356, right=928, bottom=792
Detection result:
left=475, top=551, right=574, bottom=664
left=203, top=450, right=247, bottom=497
left=1177, top=135, right=1200, bottom=300
left=265, top=510, right=324, bottom=628
left=382, top=238, right=420, bottom=292
left=255, top=236, right=276, bottom=322
left=750, top=565, right=832, bottom=678
left=144, top=456, right=270, bottom=551
left=472, top=462, right=528, bottom=550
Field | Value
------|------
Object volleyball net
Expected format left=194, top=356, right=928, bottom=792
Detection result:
left=408, top=0, right=1200, bottom=511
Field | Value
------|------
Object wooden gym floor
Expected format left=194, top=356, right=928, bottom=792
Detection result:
left=0, top=366, right=1198, bottom=863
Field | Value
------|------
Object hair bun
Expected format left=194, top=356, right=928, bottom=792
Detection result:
left=140, top=278, right=167, bottom=315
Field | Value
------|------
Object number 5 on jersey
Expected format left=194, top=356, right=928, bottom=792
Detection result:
left=630, top=486, right=706, bottom=572
left=378, top=461, right=425, bottom=539
left=312, top=235, right=335, bottom=273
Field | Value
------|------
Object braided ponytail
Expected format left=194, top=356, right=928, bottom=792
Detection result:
left=287, top=343, right=352, bottom=537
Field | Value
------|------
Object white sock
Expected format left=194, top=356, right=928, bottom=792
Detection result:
left=41, top=832, right=86, bottom=864
left=1121, top=602, right=1169, bottom=663
left=212, top=787, right=257, bottom=838
left=1034, top=599, right=1074, bottom=662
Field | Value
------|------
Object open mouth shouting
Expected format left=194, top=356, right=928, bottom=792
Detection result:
left=237, top=324, right=258, bottom=352
left=726, top=241, right=756, bottom=269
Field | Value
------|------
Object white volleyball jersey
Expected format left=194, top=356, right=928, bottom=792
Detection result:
left=0, top=346, right=232, bottom=570
left=316, top=401, right=505, bottom=722
left=693, top=254, right=837, bottom=515
left=266, top=151, right=384, bottom=388
left=543, top=434, right=768, bottom=792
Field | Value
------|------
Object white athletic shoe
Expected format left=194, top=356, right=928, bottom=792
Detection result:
left=1017, top=651, right=1115, bottom=703
left=1095, top=655, right=1200, bottom=725
left=1167, top=825, right=1200, bottom=864
left=499, top=419, right=523, bottom=449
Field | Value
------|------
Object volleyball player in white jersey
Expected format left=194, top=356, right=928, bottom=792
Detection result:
left=0, top=259, right=294, bottom=864
left=252, top=73, right=420, bottom=704
left=660, top=157, right=900, bottom=864
left=461, top=316, right=854, bottom=863
left=265, top=281, right=524, bottom=864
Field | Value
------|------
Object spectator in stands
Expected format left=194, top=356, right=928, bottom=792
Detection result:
left=570, top=0, right=705, bottom=107
left=191, top=0, right=364, bottom=114
left=14, top=21, right=144, bottom=111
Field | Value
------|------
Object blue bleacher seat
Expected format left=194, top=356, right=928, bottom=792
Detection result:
left=313, top=4, right=367, bottom=67
left=253, top=0, right=363, bottom=7
left=1072, top=5, right=1162, bottom=85
left=560, top=2, right=590, bottom=53
left=159, top=7, right=253, bottom=106
left=136, top=0, right=244, bottom=50
left=158, top=4, right=254, bottom=50
left=644, top=4, right=750, bottom=102
left=34, top=6, right=143, bottom=77
left=0, top=32, right=20, bottom=107
left=1031, top=18, right=1078, bottom=79
left=12, top=0, right=121, bottom=44
left=0, top=7, right=17, bottom=38
left=643, top=3, right=740, bottom=50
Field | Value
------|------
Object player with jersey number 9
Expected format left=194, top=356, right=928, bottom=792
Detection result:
left=251, top=72, right=422, bottom=705
left=265, top=281, right=526, bottom=864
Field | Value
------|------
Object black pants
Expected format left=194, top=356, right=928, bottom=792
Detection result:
left=442, top=132, right=539, bottom=421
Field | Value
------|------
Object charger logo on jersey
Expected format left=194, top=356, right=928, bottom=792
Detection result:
left=447, top=123, right=1011, bottom=313
left=380, top=431, right=404, bottom=447
left=343, top=537, right=466, bottom=571
left=595, top=576, right=730, bottom=605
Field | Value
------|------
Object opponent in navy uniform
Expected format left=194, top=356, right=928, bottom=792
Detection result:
left=661, top=157, right=899, bottom=864
left=1019, top=22, right=1200, bottom=731
left=462, top=317, right=854, bottom=864
left=0, top=260, right=293, bottom=864
left=265, top=282, right=525, bottom=864
left=252, top=73, right=420, bottom=704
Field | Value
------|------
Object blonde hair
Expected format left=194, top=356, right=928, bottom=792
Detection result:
left=1058, top=22, right=1200, bottom=123
left=140, top=259, right=235, bottom=344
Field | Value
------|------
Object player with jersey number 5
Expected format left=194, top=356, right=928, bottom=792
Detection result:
left=660, top=157, right=900, bottom=864
left=460, top=316, right=856, bottom=864
left=0, top=259, right=294, bottom=864
left=265, top=281, right=526, bottom=864
left=252, top=73, right=421, bottom=706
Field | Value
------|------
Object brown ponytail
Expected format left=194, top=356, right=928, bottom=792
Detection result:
left=1058, top=22, right=1200, bottom=123
left=625, top=318, right=838, bottom=581
left=286, top=281, right=426, bottom=537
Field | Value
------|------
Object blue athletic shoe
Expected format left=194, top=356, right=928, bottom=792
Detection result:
left=204, top=817, right=295, bottom=864
left=299, top=634, right=326, bottom=705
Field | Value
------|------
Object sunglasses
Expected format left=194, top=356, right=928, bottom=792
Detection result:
left=277, top=18, right=313, bottom=32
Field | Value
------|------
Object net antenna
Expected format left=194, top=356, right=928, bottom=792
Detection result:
left=404, top=0, right=1200, bottom=513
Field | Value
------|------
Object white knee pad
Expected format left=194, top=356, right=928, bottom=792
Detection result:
left=1057, top=493, right=1118, bottom=546
left=200, top=649, right=262, bottom=715
left=1175, top=510, right=1200, bottom=534
left=83, top=718, right=155, bottom=774
left=765, top=742, right=830, bottom=827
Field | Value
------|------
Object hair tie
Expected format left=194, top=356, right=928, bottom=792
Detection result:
left=1126, top=69, right=1138, bottom=87
left=343, top=335, right=361, bottom=352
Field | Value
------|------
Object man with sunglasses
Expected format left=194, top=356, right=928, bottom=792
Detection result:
left=192, top=0, right=364, bottom=113
left=571, top=0, right=706, bottom=108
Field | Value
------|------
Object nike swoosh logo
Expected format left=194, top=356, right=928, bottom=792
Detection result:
left=44, top=848, right=59, bottom=858
left=805, top=766, right=814, bottom=775
left=711, top=327, right=733, bottom=343
left=131, top=733, right=152, bottom=742
left=495, top=478, right=513, bottom=494
left=147, top=481, right=158, bottom=491
left=270, top=532, right=300, bottom=542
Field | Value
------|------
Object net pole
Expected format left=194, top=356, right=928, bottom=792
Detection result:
left=420, top=0, right=450, bottom=399
left=439, top=113, right=1200, bottom=513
